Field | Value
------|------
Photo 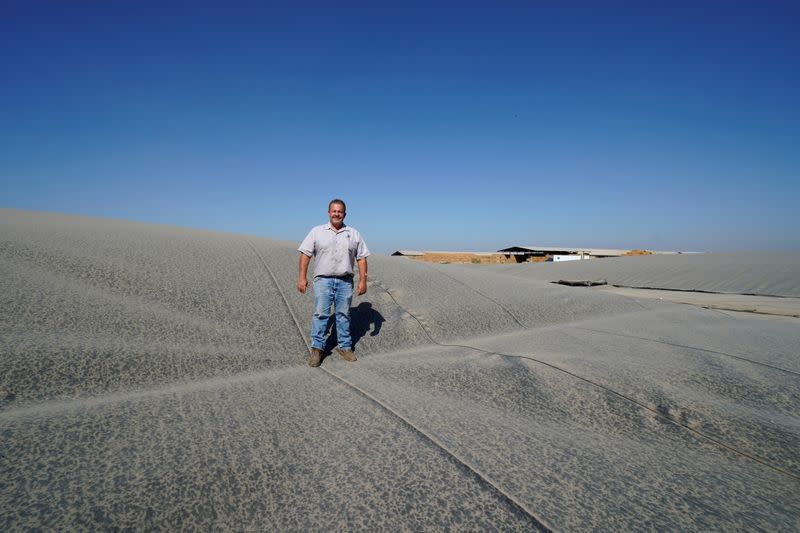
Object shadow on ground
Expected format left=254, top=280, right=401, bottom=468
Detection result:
left=321, top=302, right=385, bottom=361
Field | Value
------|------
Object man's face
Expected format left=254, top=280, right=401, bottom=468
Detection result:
left=328, top=203, right=346, bottom=227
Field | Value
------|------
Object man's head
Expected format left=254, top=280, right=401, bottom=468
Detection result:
left=328, top=199, right=346, bottom=229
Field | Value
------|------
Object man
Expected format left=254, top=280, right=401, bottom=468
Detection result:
left=297, top=199, right=370, bottom=367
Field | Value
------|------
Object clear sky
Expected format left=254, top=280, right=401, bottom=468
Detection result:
left=2, top=1, right=798, bottom=254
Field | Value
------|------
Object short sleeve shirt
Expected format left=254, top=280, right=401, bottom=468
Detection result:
left=298, top=223, right=370, bottom=277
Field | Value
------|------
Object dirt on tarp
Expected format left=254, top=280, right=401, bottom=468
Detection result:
left=411, top=253, right=517, bottom=264
left=410, top=252, right=549, bottom=264
left=623, top=249, right=653, bottom=255
left=2, top=209, right=799, bottom=532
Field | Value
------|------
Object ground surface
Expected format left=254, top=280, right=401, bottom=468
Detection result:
left=486, top=251, right=800, bottom=297
left=595, top=285, right=800, bottom=318
left=2, top=209, right=799, bottom=531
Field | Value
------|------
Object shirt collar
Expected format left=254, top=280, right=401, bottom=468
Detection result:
left=324, top=223, right=349, bottom=232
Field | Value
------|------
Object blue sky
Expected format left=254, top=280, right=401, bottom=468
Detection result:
left=2, top=1, right=798, bottom=253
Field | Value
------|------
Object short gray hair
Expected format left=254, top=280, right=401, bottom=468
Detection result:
left=328, top=198, right=346, bottom=212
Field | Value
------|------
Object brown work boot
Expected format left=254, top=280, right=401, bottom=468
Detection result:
left=335, top=347, right=357, bottom=362
left=308, top=348, right=322, bottom=367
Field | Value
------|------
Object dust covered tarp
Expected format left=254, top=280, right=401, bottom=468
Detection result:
left=489, top=252, right=800, bottom=297
left=2, top=209, right=799, bottom=531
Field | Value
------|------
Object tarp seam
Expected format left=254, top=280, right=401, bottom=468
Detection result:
left=375, top=275, right=800, bottom=482
left=243, top=239, right=554, bottom=531
left=572, top=326, right=800, bottom=377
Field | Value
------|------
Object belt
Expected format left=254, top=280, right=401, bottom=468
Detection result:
left=316, top=273, right=353, bottom=280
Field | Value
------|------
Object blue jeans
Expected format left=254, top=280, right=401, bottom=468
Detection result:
left=310, top=276, right=353, bottom=350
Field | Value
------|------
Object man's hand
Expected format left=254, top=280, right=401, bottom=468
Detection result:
left=297, top=253, right=311, bottom=294
left=356, top=257, right=368, bottom=296
left=297, top=278, right=308, bottom=294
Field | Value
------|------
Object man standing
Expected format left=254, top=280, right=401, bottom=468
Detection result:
left=297, top=199, right=370, bottom=367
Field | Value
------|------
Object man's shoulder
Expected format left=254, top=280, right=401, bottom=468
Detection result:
left=299, top=224, right=329, bottom=249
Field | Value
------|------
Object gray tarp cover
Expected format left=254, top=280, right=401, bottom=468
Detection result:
left=1, top=209, right=799, bottom=531
left=490, top=252, right=800, bottom=297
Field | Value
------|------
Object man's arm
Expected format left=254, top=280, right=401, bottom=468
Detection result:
left=356, top=257, right=368, bottom=295
left=297, top=253, right=311, bottom=293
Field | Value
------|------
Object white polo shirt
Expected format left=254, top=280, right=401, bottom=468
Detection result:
left=298, top=223, right=370, bottom=278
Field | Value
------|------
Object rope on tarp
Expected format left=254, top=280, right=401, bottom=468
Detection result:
left=243, top=238, right=554, bottom=531
left=374, top=270, right=800, bottom=482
